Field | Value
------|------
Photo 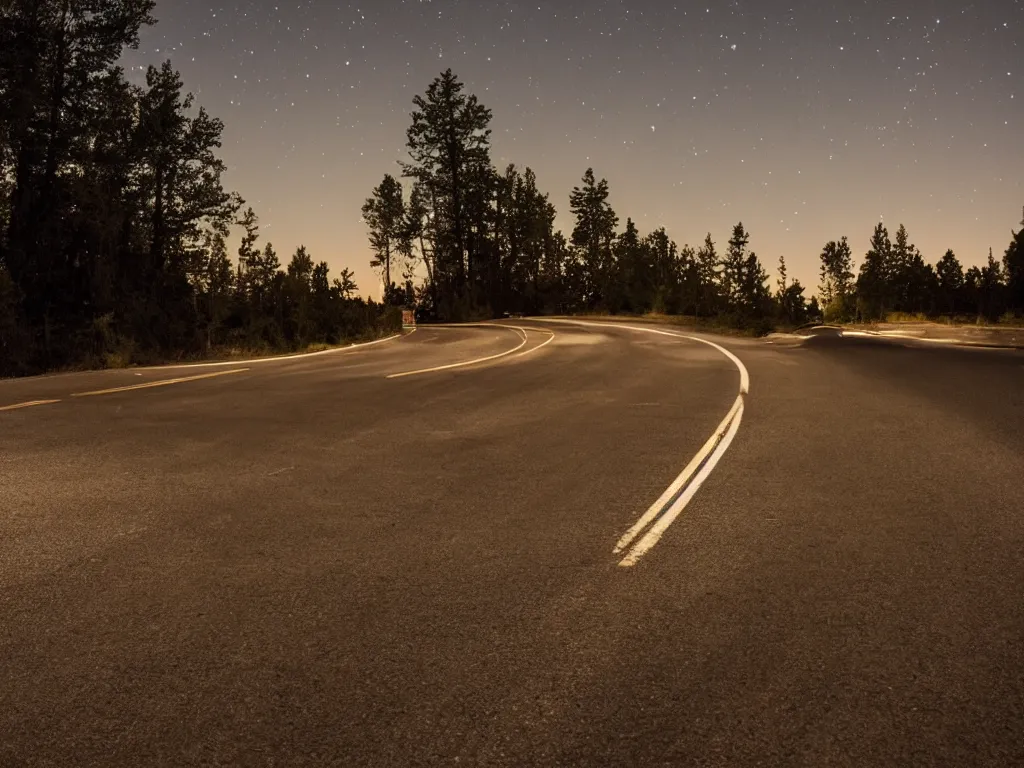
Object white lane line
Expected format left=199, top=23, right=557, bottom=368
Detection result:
left=512, top=328, right=556, bottom=359
left=841, top=330, right=961, bottom=345
left=71, top=368, right=249, bottom=397
left=413, top=323, right=556, bottom=360
left=385, top=325, right=529, bottom=379
left=614, top=394, right=743, bottom=554
left=531, top=317, right=750, bottom=566
left=0, top=399, right=61, bottom=412
left=131, top=332, right=404, bottom=371
left=619, top=398, right=745, bottom=567
left=533, top=318, right=749, bottom=393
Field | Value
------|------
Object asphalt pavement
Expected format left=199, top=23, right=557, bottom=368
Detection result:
left=2, top=320, right=1022, bottom=766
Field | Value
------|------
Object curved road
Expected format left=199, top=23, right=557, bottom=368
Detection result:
left=1, top=321, right=1022, bottom=766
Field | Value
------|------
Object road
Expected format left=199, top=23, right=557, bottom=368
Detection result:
left=2, top=320, right=1023, bottom=766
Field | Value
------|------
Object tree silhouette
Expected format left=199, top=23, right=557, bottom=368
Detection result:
left=570, top=168, right=619, bottom=309
left=856, top=224, right=892, bottom=321
left=695, top=234, right=720, bottom=318
left=1003, top=213, right=1024, bottom=314
left=720, top=223, right=750, bottom=310
left=402, top=69, right=493, bottom=316
left=363, top=174, right=408, bottom=293
left=935, top=250, right=965, bottom=316
left=818, top=237, right=855, bottom=321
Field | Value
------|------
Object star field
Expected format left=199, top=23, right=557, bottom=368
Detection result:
left=122, top=0, right=1022, bottom=296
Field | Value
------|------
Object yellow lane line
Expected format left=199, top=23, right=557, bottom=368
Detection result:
left=71, top=368, right=250, bottom=398
left=0, top=399, right=61, bottom=412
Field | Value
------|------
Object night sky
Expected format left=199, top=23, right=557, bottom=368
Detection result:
left=121, top=1, right=1022, bottom=298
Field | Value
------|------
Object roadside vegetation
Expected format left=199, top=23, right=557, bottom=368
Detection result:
left=2, top=3, right=1022, bottom=376
left=366, top=69, right=1024, bottom=336
left=0, top=0, right=400, bottom=377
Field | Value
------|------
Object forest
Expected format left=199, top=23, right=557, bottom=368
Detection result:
left=366, top=70, right=1024, bottom=332
left=2, top=3, right=1022, bottom=378
left=0, top=0, right=399, bottom=377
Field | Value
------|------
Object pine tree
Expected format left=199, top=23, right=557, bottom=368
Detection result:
left=402, top=69, right=493, bottom=316
left=720, top=223, right=750, bottom=310
left=779, top=280, right=809, bottom=325
left=695, top=234, right=719, bottom=317
left=777, top=255, right=808, bottom=324
left=856, top=223, right=892, bottom=321
left=736, top=250, right=772, bottom=322
left=235, top=207, right=261, bottom=296
left=333, top=268, right=359, bottom=301
left=979, top=248, right=1005, bottom=321
left=287, top=245, right=314, bottom=286
left=818, top=237, right=855, bottom=321
left=904, top=249, right=937, bottom=315
left=935, top=249, right=965, bottom=316
left=402, top=182, right=435, bottom=296
left=807, top=295, right=822, bottom=321
left=310, top=261, right=333, bottom=339
left=611, top=218, right=645, bottom=312
left=0, top=1, right=402, bottom=373
left=249, top=242, right=281, bottom=315
left=890, top=224, right=914, bottom=312
left=678, top=245, right=701, bottom=316
left=362, top=174, right=407, bottom=293
left=203, top=232, right=234, bottom=348
left=646, top=227, right=680, bottom=314
left=1002, top=211, right=1024, bottom=315
left=1, top=0, right=156, bottom=291
left=137, top=61, right=236, bottom=278
left=569, top=168, right=618, bottom=309
left=963, top=266, right=982, bottom=317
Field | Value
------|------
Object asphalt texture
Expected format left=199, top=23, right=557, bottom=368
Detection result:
left=2, top=320, right=1022, bottom=766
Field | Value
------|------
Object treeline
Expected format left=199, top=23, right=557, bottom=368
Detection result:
left=362, top=70, right=790, bottom=330
left=367, top=69, right=1024, bottom=329
left=0, top=0, right=398, bottom=377
left=818, top=223, right=1024, bottom=324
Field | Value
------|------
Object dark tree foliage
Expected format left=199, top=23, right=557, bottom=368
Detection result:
left=0, top=2, right=399, bottom=375
left=5, top=41, right=1023, bottom=376
left=856, top=224, right=892, bottom=321
left=819, top=237, right=855, bottom=321
left=569, top=168, right=619, bottom=309
left=776, top=256, right=810, bottom=325
left=935, top=249, right=965, bottom=315
left=401, top=68, right=493, bottom=319
left=1003, top=214, right=1024, bottom=313
left=362, top=174, right=408, bottom=298
left=380, top=73, right=1024, bottom=331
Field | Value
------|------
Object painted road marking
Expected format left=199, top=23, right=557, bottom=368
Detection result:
left=619, top=397, right=744, bottom=567
left=386, top=325, right=529, bottom=379
left=71, top=368, right=249, bottom=398
left=131, top=332, right=404, bottom=371
left=410, top=322, right=555, bottom=360
left=513, top=328, right=556, bottom=358
left=0, top=399, right=61, bottom=412
left=614, top=394, right=743, bottom=555
left=532, top=318, right=750, bottom=567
